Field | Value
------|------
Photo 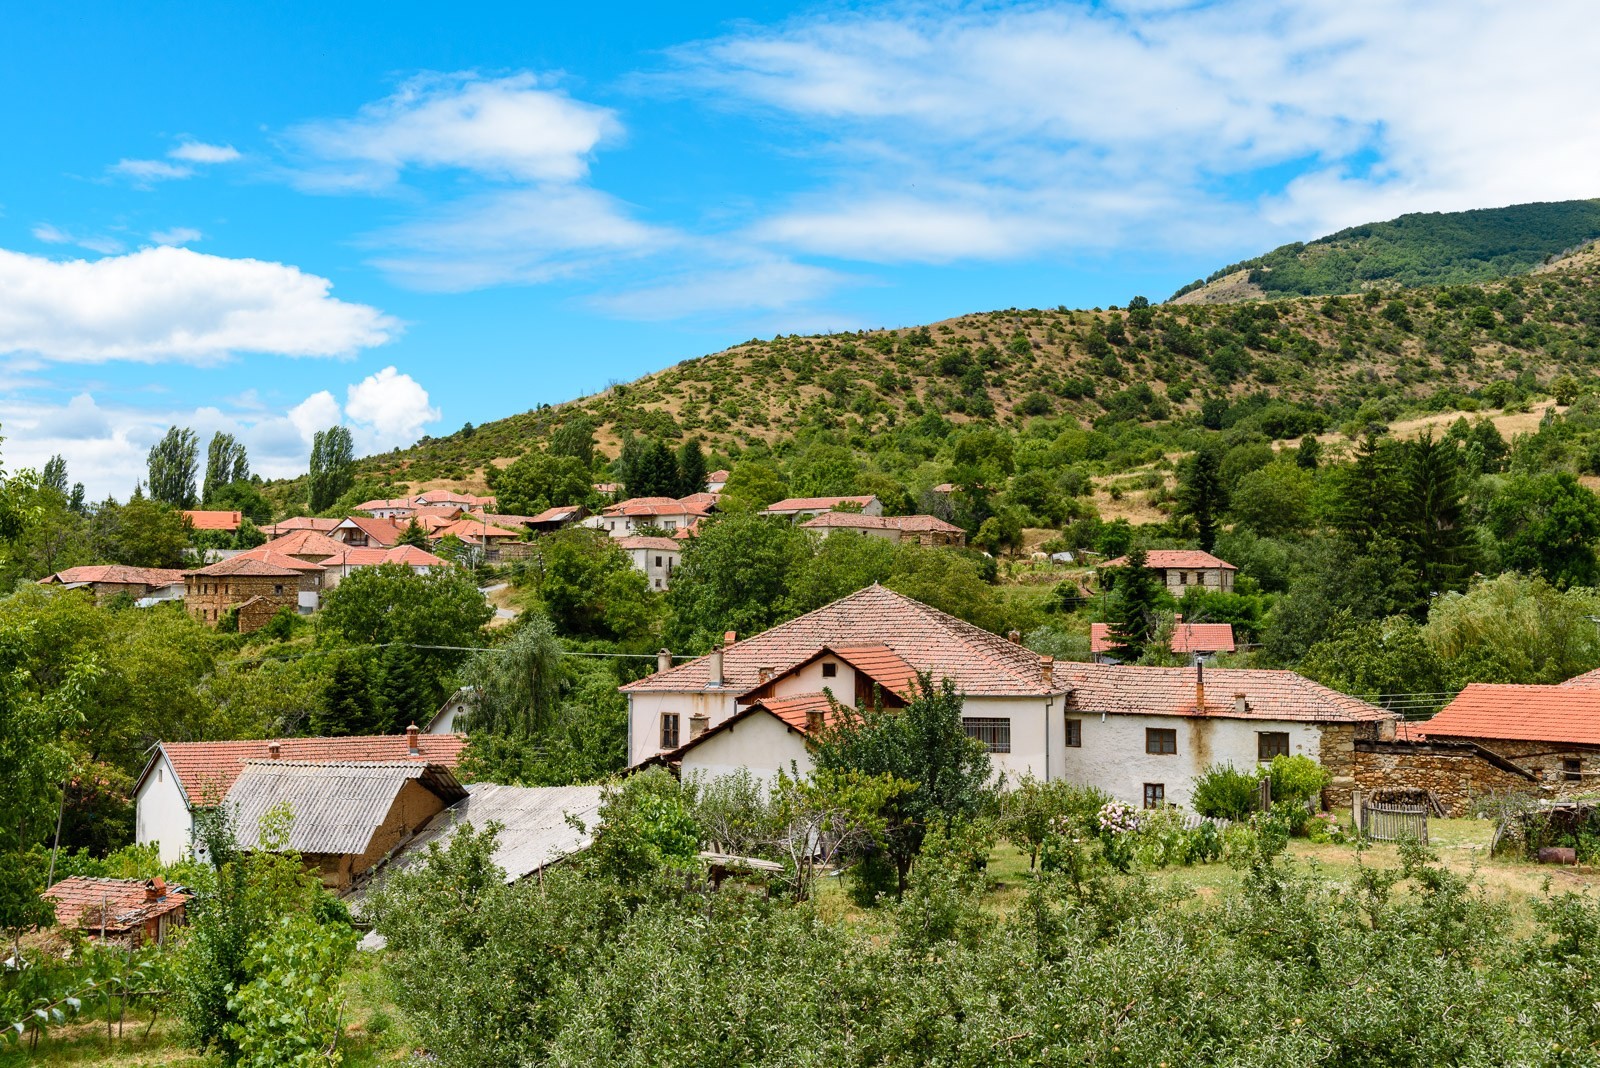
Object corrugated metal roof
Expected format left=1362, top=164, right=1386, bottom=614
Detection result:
left=226, top=761, right=466, bottom=856
left=349, top=783, right=603, bottom=901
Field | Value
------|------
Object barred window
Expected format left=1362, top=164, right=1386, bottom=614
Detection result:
left=1146, top=728, right=1177, bottom=755
left=1258, top=731, right=1290, bottom=760
left=660, top=713, right=680, bottom=750
left=1065, top=718, right=1083, bottom=748
left=1143, top=783, right=1165, bottom=809
left=964, top=717, right=1011, bottom=753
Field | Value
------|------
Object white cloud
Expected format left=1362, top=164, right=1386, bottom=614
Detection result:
left=287, top=391, right=342, bottom=441
left=33, top=223, right=124, bottom=254
left=666, top=0, right=1600, bottom=260
left=0, top=245, right=398, bottom=364
left=291, top=72, right=620, bottom=188
left=591, top=255, right=850, bottom=320
left=169, top=141, right=241, bottom=164
left=110, top=158, right=194, bottom=182
left=32, top=224, right=71, bottom=245
left=343, top=366, right=439, bottom=450
left=149, top=227, right=203, bottom=245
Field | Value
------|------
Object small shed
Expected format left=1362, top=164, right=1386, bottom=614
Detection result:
left=43, top=876, right=190, bottom=946
left=226, top=760, right=468, bottom=891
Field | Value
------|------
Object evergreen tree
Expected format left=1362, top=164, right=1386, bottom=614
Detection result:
left=307, top=425, right=356, bottom=513
left=1175, top=442, right=1227, bottom=551
left=41, top=454, right=68, bottom=496
left=313, top=653, right=378, bottom=736
left=146, top=426, right=200, bottom=508
left=202, top=432, right=249, bottom=505
left=1294, top=435, right=1322, bottom=470
left=620, top=437, right=679, bottom=498
left=396, top=518, right=430, bottom=548
left=68, top=483, right=86, bottom=514
left=1329, top=435, right=1404, bottom=543
left=375, top=643, right=435, bottom=734
left=1402, top=432, right=1474, bottom=598
left=676, top=436, right=708, bottom=498
left=1104, top=548, right=1164, bottom=662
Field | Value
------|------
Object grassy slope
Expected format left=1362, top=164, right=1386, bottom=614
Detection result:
left=1172, top=198, right=1600, bottom=301
left=258, top=255, right=1600, bottom=511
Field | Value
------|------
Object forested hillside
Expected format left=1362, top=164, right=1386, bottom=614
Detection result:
left=1171, top=198, right=1600, bottom=301
left=274, top=253, right=1600, bottom=507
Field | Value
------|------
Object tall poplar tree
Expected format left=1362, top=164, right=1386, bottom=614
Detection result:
left=147, top=426, right=200, bottom=508
left=307, top=425, right=356, bottom=513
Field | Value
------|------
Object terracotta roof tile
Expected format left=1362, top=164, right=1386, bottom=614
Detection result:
left=339, top=545, right=446, bottom=567
left=430, top=518, right=523, bottom=542
left=708, top=470, right=730, bottom=482
left=44, top=876, right=190, bottom=932
left=259, top=529, right=348, bottom=559
left=181, top=509, right=243, bottom=531
left=1415, top=684, right=1600, bottom=745
left=186, top=555, right=304, bottom=578
left=762, top=495, right=879, bottom=513
left=616, top=536, right=682, bottom=551
left=152, top=733, right=468, bottom=806
left=757, top=692, right=840, bottom=732
left=1089, top=622, right=1236, bottom=655
left=233, top=547, right=326, bottom=572
left=1102, top=550, right=1237, bottom=571
left=677, top=492, right=721, bottom=510
left=601, top=497, right=711, bottom=518
left=1561, top=668, right=1600, bottom=689
left=1057, top=662, right=1390, bottom=723
left=883, top=514, right=966, bottom=534
left=264, top=517, right=341, bottom=535
left=800, top=512, right=897, bottom=530
left=336, top=516, right=404, bottom=546
left=623, top=585, right=1062, bottom=697
left=354, top=497, right=417, bottom=512
left=528, top=506, right=584, bottom=524
left=41, top=565, right=186, bottom=587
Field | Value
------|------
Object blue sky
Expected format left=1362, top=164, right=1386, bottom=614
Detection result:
left=3, top=0, right=1594, bottom=497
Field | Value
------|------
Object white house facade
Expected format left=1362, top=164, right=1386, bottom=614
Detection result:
left=616, top=535, right=682, bottom=590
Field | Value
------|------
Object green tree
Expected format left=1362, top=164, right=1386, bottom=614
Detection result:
left=375, top=642, right=435, bottom=734
left=91, top=496, right=190, bottom=568
left=665, top=514, right=808, bottom=649
left=202, top=432, right=250, bottom=505
left=1402, top=432, right=1474, bottom=597
left=1229, top=461, right=1313, bottom=538
left=307, top=425, right=355, bottom=513
left=812, top=675, right=994, bottom=896
left=41, top=454, right=68, bottom=495
left=225, top=914, right=356, bottom=1068
left=618, top=437, right=679, bottom=499
left=676, top=436, right=708, bottom=498
left=1175, top=441, right=1227, bottom=551
left=718, top=462, right=787, bottom=512
left=788, top=444, right=860, bottom=497
left=396, top=517, right=430, bottom=548
left=488, top=450, right=593, bottom=515
left=1424, top=573, right=1600, bottom=686
left=1298, top=613, right=1448, bottom=709
left=1483, top=471, right=1600, bottom=587
left=147, top=426, right=200, bottom=508
left=549, top=414, right=597, bottom=467
left=531, top=528, right=658, bottom=643
left=1102, top=548, right=1165, bottom=662
left=458, top=616, right=567, bottom=738
left=312, top=652, right=378, bottom=736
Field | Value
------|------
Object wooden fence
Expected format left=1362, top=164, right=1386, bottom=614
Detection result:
left=1360, top=800, right=1429, bottom=844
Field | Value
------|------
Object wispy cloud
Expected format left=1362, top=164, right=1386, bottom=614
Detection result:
left=168, top=141, right=240, bottom=164
left=0, top=245, right=398, bottom=364
left=32, top=222, right=124, bottom=254
left=111, top=138, right=242, bottom=185
left=149, top=226, right=203, bottom=246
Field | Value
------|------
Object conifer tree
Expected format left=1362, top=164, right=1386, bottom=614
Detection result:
left=1175, top=442, right=1227, bottom=551
left=396, top=518, right=430, bottom=548
left=1104, top=548, right=1164, bottom=662
left=313, top=654, right=378, bottom=736
left=676, top=436, right=708, bottom=498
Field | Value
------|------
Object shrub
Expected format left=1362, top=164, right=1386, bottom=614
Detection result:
left=1267, top=754, right=1330, bottom=809
left=1191, top=762, right=1261, bottom=821
left=225, top=914, right=356, bottom=1068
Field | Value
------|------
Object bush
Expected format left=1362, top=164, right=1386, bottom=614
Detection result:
left=1191, top=762, right=1261, bottom=821
left=225, top=915, right=356, bottom=1068
left=1267, top=754, right=1330, bottom=809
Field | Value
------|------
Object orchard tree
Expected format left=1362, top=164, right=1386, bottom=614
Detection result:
left=147, top=426, right=200, bottom=508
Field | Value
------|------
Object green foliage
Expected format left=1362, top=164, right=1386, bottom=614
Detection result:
left=487, top=449, right=593, bottom=515
left=224, top=914, right=355, bottom=1068
left=1101, top=548, right=1166, bottom=661
left=1190, top=762, right=1262, bottom=821
left=1299, top=612, right=1448, bottom=708
left=458, top=615, right=565, bottom=738
left=664, top=513, right=808, bottom=650
left=146, top=426, right=199, bottom=508
left=1482, top=470, right=1600, bottom=587
left=202, top=432, right=250, bottom=507
left=1422, top=572, right=1600, bottom=686
left=524, top=528, right=659, bottom=644
left=1267, top=753, right=1331, bottom=809
left=93, top=496, right=191, bottom=568
left=999, top=775, right=1110, bottom=869
left=307, top=425, right=355, bottom=513
left=317, top=563, right=492, bottom=688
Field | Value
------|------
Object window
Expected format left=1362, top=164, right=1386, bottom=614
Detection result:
left=1564, top=758, right=1583, bottom=782
left=1065, top=717, right=1082, bottom=748
left=1145, top=728, right=1177, bottom=755
left=273, top=584, right=284, bottom=596
left=1143, top=783, right=1165, bottom=808
left=654, top=579, right=662, bottom=589
left=655, top=555, right=663, bottom=566
left=964, top=717, right=1011, bottom=753
left=1258, top=731, right=1291, bottom=760
left=821, top=662, right=838, bottom=678
left=660, top=713, right=681, bottom=750
left=1178, top=570, right=1187, bottom=585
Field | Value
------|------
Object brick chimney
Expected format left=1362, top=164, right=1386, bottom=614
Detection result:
left=1233, top=693, right=1248, bottom=714
left=758, top=666, right=773, bottom=684
left=1194, top=663, right=1206, bottom=710
left=1040, top=655, right=1054, bottom=688
left=806, top=707, right=825, bottom=734
left=658, top=648, right=673, bottom=674
left=690, top=712, right=710, bottom=739
left=406, top=723, right=420, bottom=755
left=707, top=646, right=724, bottom=687
left=144, top=877, right=166, bottom=902
left=723, top=630, right=737, bottom=648
left=1007, top=629, right=1021, bottom=644
left=268, top=740, right=281, bottom=760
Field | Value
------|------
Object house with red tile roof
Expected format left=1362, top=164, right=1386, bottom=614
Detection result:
left=584, top=496, right=712, bottom=538
left=1406, top=683, right=1600, bottom=793
left=799, top=511, right=967, bottom=547
left=616, top=535, right=682, bottom=590
left=641, top=693, right=841, bottom=785
left=331, top=515, right=403, bottom=548
left=526, top=505, right=587, bottom=532
left=1100, top=549, right=1237, bottom=595
left=353, top=497, right=421, bottom=519
left=181, top=509, right=244, bottom=533
left=43, top=876, right=190, bottom=946
left=760, top=495, right=883, bottom=519
left=40, top=565, right=187, bottom=604
left=621, top=585, right=1068, bottom=779
left=1090, top=621, right=1236, bottom=664
left=706, top=470, right=731, bottom=493
left=134, top=728, right=468, bottom=863
left=263, top=516, right=341, bottom=537
left=183, top=555, right=302, bottom=632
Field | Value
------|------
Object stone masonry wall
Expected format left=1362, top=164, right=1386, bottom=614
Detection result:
left=1439, top=737, right=1600, bottom=800
left=1352, top=740, right=1539, bottom=817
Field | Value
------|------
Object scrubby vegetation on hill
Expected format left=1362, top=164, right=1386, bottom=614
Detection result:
left=1172, top=198, right=1600, bottom=301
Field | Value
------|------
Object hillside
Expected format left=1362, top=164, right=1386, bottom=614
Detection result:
left=1171, top=198, right=1600, bottom=303
left=263, top=253, right=1600, bottom=507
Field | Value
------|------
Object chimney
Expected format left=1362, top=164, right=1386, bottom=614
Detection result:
left=658, top=648, right=673, bottom=674
left=724, top=630, right=737, bottom=648
left=806, top=707, right=825, bottom=734
left=268, top=740, right=281, bottom=760
left=144, top=877, right=165, bottom=902
left=1040, top=655, right=1054, bottom=688
left=1007, top=629, right=1022, bottom=644
left=758, top=666, right=773, bottom=684
left=708, top=647, right=724, bottom=687
left=1233, top=693, right=1247, bottom=714
left=1194, top=663, right=1205, bottom=710
left=406, top=723, right=420, bottom=755
left=690, top=712, right=710, bottom=739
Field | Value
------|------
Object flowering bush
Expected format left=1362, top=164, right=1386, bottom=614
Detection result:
left=1097, top=801, right=1140, bottom=835
left=1306, top=811, right=1351, bottom=844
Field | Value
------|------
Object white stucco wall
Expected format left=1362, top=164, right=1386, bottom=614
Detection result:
left=624, top=546, right=680, bottom=590
left=680, top=711, right=813, bottom=786
left=135, top=753, right=194, bottom=865
left=1057, top=713, right=1323, bottom=808
left=628, top=690, right=740, bottom=766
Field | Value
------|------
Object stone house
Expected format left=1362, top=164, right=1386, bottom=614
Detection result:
left=1101, top=550, right=1238, bottom=595
left=798, top=511, right=968, bottom=547
left=184, top=555, right=301, bottom=632
left=1407, top=682, right=1600, bottom=796
left=226, top=759, right=467, bottom=891
left=760, top=495, right=883, bottom=520
left=40, top=565, right=187, bottom=604
left=585, top=497, right=712, bottom=537
left=133, top=729, right=468, bottom=864
left=616, top=535, right=682, bottom=589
